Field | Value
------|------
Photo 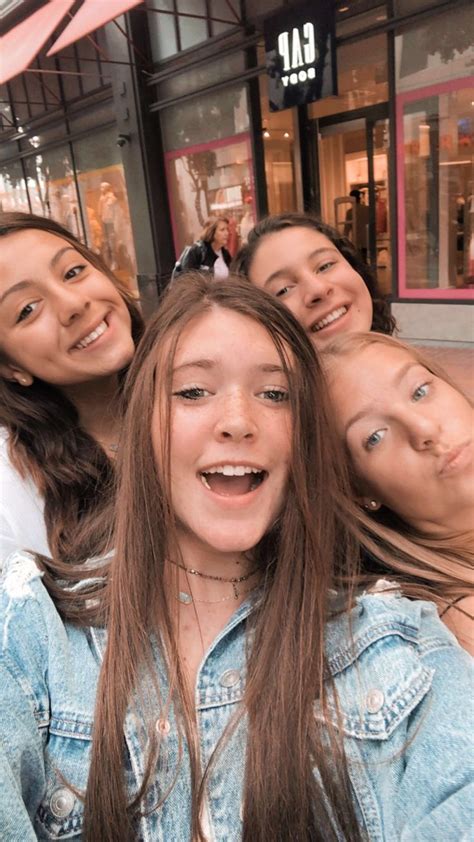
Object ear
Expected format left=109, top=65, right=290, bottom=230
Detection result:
left=0, top=361, right=34, bottom=387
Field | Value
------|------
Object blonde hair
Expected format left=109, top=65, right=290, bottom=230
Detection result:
left=323, top=332, right=473, bottom=611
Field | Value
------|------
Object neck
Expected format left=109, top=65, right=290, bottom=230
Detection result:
left=169, top=533, right=258, bottom=602
left=60, top=374, right=121, bottom=445
left=412, top=504, right=473, bottom=540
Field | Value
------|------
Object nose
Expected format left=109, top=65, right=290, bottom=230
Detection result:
left=407, top=411, right=442, bottom=451
left=301, top=270, right=333, bottom=308
left=214, top=392, right=258, bottom=442
left=54, top=285, right=91, bottom=327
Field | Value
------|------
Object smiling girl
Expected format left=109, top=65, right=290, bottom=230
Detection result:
left=0, top=276, right=471, bottom=841
left=0, top=212, right=143, bottom=566
left=324, top=332, right=473, bottom=653
left=234, top=213, right=395, bottom=348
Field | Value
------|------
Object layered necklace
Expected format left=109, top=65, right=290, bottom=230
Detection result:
left=169, top=559, right=259, bottom=605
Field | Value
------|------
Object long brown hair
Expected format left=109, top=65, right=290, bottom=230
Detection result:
left=199, top=215, right=229, bottom=244
left=323, top=331, right=474, bottom=608
left=0, top=211, right=144, bottom=563
left=55, top=273, right=364, bottom=841
left=232, top=212, right=396, bottom=335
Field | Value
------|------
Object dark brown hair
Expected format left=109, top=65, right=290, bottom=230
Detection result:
left=51, top=273, right=365, bottom=841
left=0, top=211, right=144, bottom=563
left=199, top=215, right=229, bottom=244
left=232, top=212, right=396, bottom=335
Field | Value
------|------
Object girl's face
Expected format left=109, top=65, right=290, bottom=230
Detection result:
left=328, top=344, right=474, bottom=535
left=152, top=308, right=292, bottom=559
left=213, top=220, right=229, bottom=250
left=0, top=230, right=134, bottom=387
left=248, top=227, right=373, bottom=349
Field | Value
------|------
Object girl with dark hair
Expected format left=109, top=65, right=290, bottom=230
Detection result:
left=324, top=331, right=474, bottom=654
left=0, top=212, right=144, bottom=566
left=0, top=275, right=471, bottom=842
left=233, top=212, right=395, bottom=347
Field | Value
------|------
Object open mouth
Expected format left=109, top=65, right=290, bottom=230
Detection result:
left=310, top=305, right=347, bottom=333
left=199, top=465, right=267, bottom=496
left=73, top=318, right=109, bottom=351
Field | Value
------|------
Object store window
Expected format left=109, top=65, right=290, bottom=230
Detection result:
left=0, top=161, right=29, bottom=213
left=74, top=127, right=137, bottom=288
left=259, top=68, right=302, bottom=216
left=24, top=146, right=84, bottom=239
left=395, top=5, right=474, bottom=297
left=162, top=85, right=255, bottom=256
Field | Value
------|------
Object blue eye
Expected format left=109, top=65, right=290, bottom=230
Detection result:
left=364, top=429, right=386, bottom=450
left=259, top=388, right=289, bottom=403
left=64, top=264, right=86, bottom=280
left=173, top=387, right=209, bottom=401
left=412, top=383, right=430, bottom=401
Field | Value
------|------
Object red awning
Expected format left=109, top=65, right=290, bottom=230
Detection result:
left=47, top=0, right=144, bottom=56
left=0, top=0, right=75, bottom=85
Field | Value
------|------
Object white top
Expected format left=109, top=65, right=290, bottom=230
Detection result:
left=213, top=250, right=229, bottom=280
left=0, top=429, right=49, bottom=569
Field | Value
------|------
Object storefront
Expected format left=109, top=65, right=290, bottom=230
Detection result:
left=145, top=0, right=473, bottom=340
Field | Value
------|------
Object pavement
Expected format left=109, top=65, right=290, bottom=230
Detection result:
left=416, top=346, right=474, bottom=403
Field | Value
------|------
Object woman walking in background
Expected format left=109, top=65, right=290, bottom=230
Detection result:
left=172, top=215, right=231, bottom=281
left=0, top=211, right=143, bottom=566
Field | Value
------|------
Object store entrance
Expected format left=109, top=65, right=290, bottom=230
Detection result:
left=312, top=105, right=391, bottom=295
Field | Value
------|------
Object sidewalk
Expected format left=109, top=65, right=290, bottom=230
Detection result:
left=416, top=346, right=474, bottom=403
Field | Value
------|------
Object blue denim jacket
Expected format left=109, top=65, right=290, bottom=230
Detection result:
left=0, top=551, right=472, bottom=841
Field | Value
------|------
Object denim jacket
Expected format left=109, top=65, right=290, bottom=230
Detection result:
left=0, top=552, right=472, bottom=842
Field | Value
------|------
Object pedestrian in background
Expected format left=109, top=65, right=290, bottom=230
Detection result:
left=172, top=215, right=231, bottom=281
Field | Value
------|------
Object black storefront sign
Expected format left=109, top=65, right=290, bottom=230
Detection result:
left=264, top=0, right=337, bottom=112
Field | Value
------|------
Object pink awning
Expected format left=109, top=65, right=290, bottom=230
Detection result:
left=47, top=0, right=144, bottom=56
left=0, top=0, right=75, bottom=85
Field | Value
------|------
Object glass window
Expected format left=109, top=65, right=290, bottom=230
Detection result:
left=23, top=146, right=84, bottom=240
left=73, top=127, right=137, bottom=288
left=148, top=0, right=178, bottom=62
left=259, top=71, right=302, bottom=215
left=177, top=0, right=208, bottom=51
left=0, top=161, right=29, bottom=213
left=148, top=0, right=241, bottom=62
left=309, top=34, right=388, bottom=119
left=395, top=5, right=474, bottom=297
left=162, top=84, right=253, bottom=257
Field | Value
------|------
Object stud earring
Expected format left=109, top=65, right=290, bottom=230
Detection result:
left=15, top=374, right=32, bottom=387
left=364, top=499, right=380, bottom=511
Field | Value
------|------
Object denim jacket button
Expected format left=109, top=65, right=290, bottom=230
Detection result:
left=219, top=669, right=240, bottom=688
left=50, top=786, right=75, bottom=818
left=366, top=689, right=385, bottom=714
left=156, top=718, right=171, bottom=735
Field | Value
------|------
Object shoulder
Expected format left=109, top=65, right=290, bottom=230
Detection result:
left=324, top=586, right=472, bottom=738
left=0, top=551, right=57, bottom=637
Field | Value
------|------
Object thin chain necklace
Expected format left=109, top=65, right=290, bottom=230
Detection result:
left=177, top=582, right=258, bottom=606
left=169, top=559, right=259, bottom=601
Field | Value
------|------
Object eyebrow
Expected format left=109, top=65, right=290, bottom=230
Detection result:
left=344, top=361, right=421, bottom=434
left=173, top=359, right=286, bottom=374
left=264, top=247, right=340, bottom=287
left=0, top=246, right=78, bottom=306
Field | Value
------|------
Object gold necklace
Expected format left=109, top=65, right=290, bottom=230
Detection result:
left=169, top=559, right=259, bottom=600
left=177, top=582, right=258, bottom=606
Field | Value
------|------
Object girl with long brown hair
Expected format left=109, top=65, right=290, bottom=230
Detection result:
left=324, top=331, right=474, bottom=654
left=0, top=212, right=143, bottom=566
left=0, top=275, right=471, bottom=842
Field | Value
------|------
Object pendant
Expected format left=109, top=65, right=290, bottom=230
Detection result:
left=178, top=591, right=193, bottom=605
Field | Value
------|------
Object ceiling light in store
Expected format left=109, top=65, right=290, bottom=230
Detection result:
left=263, top=130, right=270, bottom=138
left=339, top=6, right=350, bottom=12
left=283, top=132, right=290, bottom=138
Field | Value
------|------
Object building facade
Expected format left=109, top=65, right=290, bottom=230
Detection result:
left=1, top=0, right=472, bottom=339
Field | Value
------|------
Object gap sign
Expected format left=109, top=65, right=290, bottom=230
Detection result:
left=264, top=0, right=337, bottom=112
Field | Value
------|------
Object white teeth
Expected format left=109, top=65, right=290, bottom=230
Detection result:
left=75, top=320, right=108, bottom=350
left=201, top=474, right=211, bottom=490
left=312, top=306, right=347, bottom=333
left=202, top=465, right=262, bottom=476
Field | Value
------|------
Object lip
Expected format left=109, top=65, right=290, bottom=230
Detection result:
left=309, top=304, right=349, bottom=335
left=70, top=313, right=110, bottom=352
left=438, top=441, right=472, bottom=476
left=197, top=463, right=268, bottom=509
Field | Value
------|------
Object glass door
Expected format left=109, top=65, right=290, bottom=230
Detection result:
left=314, top=108, right=392, bottom=295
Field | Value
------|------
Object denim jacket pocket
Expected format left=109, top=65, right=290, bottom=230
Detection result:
left=34, top=714, right=93, bottom=840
